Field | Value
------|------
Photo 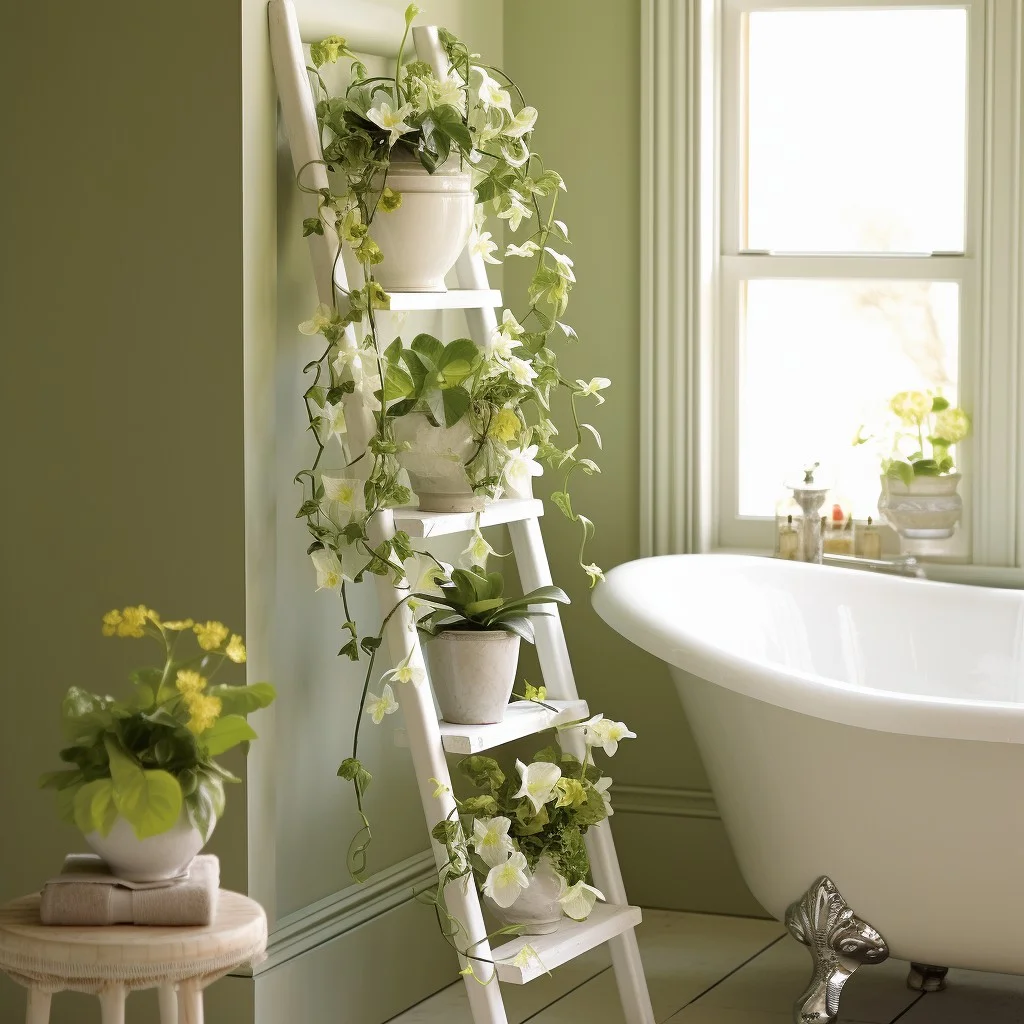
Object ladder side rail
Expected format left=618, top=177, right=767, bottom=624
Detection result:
left=369, top=512, right=509, bottom=1024
left=269, top=0, right=376, bottom=458
left=411, top=25, right=500, bottom=346
left=509, top=518, right=656, bottom=1024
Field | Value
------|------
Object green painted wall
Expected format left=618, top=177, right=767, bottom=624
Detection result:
left=502, top=2, right=760, bottom=915
left=0, top=3, right=248, bottom=1020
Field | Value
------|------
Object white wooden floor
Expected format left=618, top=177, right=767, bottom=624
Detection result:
left=388, top=908, right=1024, bottom=1023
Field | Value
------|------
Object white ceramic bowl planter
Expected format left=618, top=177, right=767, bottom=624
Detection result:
left=486, top=854, right=563, bottom=935
left=370, top=152, right=474, bottom=293
left=878, top=473, right=963, bottom=539
left=424, top=630, right=521, bottom=725
left=393, top=414, right=480, bottom=513
left=85, top=813, right=206, bottom=883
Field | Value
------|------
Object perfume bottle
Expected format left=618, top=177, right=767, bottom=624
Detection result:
left=823, top=502, right=854, bottom=555
left=856, top=516, right=882, bottom=560
left=776, top=514, right=800, bottom=560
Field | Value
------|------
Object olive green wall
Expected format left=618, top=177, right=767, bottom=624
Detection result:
left=502, top=1, right=761, bottom=916
left=0, top=3, right=248, bottom=1020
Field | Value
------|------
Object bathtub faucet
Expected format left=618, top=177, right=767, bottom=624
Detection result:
left=822, top=552, right=927, bottom=579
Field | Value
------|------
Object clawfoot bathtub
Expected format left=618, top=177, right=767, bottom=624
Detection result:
left=593, top=554, right=1024, bottom=1023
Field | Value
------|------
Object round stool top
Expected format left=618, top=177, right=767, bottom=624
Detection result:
left=0, top=890, right=266, bottom=992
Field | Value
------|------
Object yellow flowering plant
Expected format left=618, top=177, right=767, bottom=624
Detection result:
left=40, top=606, right=276, bottom=843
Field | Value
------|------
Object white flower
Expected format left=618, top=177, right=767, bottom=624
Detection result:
left=472, top=816, right=515, bottom=868
left=513, top=759, right=561, bottom=814
left=473, top=67, right=513, bottom=113
left=503, top=445, right=544, bottom=493
left=406, top=552, right=451, bottom=595
left=429, top=71, right=467, bottom=113
left=317, top=399, right=347, bottom=442
left=505, top=356, right=538, bottom=387
left=505, top=240, right=540, bottom=259
left=461, top=530, right=496, bottom=568
left=332, top=349, right=382, bottom=412
left=486, top=309, right=524, bottom=361
left=469, top=230, right=502, bottom=264
left=365, top=684, right=400, bottom=724
left=544, top=248, right=576, bottom=282
left=557, top=877, right=605, bottom=922
left=298, top=303, right=337, bottom=336
left=482, top=851, right=530, bottom=908
left=574, top=377, right=611, bottom=405
left=503, top=106, right=538, bottom=139
left=321, top=475, right=365, bottom=510
left=497, top=193, right=532, bottom=232
left=311, top=547, right=345, bottom=593
left=582, top=716, right=636, bottom=757
left=594, top=777, right=614, bottom=817
left=383, top=661, right=425, bottom=686
left=366, top=101, right=415, bottom=146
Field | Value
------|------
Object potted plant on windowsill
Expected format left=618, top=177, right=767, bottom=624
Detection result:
left=855, top=390, right=972, bottom=540
left=39, top=606, right=276, bottom=882
left=417, top=566, right=569, bottom=725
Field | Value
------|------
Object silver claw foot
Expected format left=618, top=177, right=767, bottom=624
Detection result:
left=785, top=875, right=889, bottom=1024
left=908, top=963, right=948, bottom=992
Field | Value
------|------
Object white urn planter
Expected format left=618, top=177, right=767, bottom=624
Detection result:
left=424, top=630, right=520, bottom=725
left=85, top=812, right=206, bottom=883
left=486, top=854, right=563, bottom=935
left=878, top=473, right=963, bottom=540
left=368, top=153, right=474, bottom=293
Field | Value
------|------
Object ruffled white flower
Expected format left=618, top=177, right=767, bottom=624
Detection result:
left=472, top=816, right=515, bottom=868
left=299, top=303, right=338, bottom=336
left=505, top=356, right=538, bottom=387
left=486, top=309, right=524, bottom=362
left=513, top=759, right=561, bottom=814
left=366, top=101, right=415, bottom=146
left=365, top=684, right=400, bottom=724
left=503, top=106, right=538, bottom=139
left=321, top=475, right=365, bottom=510
left=482, top=851, right=530, bottom=908
left=473, top=67, right=513, bottom=113
left=581, top=716, right=636, bottom=757
left=574, top=377, right=611, bottom=405
left=428, top=71, right=467, bottom=114
left=544, top=248, right=576, bottom=282
left=310, top=547, right=345, bottom=593
left=469, top=230, right=502, bottom=264
left=332, top=349, right=383, bottom=412
left=498, top=193, right=532, bottom=232
left=383, top=660, right=425, bottom=686
left=583, top=563, right=605, bottom=587
left=557, top=877, right=605, bottom=922
left=317, top=399, right=347, bottom=442
left=503, top=445, right=544, bottom=493
left=505, top=240, right=540, bottom=259
left=594, top=777, right=613, bottom=817
left=406, top=552, right=451, bottom=595
left=461, top=530, right=496, bottom=568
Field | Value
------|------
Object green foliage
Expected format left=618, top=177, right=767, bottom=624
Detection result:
left=415, top=566, right=569, bottom=643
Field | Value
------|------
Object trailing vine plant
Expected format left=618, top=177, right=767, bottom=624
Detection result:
left=290, top=6, right=612, bottom=878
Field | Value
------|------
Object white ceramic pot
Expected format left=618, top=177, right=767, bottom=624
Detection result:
left=878, top=473, right=963, bottom=539
left=486, top=854, right=563, bottom=935
left=369, top=153, right=474, bottom=293
left=85, top=812, right=205, bottom=883
left=394, top=414, right=481, bottom=512
left=424, top=630, right=520, bottom=725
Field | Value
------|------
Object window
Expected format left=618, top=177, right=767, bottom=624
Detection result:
left=718, top=1, right=980, bottom=552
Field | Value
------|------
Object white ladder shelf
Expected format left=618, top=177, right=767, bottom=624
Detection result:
left=268, top=5, right=655, bottom=1022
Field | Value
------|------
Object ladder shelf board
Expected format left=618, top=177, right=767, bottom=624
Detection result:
left=339, top=288, right=503, bottom=312
left=439, top=700, right=589, bottom=755
left=492, top=904, right=644, bottom=984
left=393, top=498, right=544, bottom=538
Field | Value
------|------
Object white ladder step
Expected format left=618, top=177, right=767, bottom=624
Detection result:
left=439, top=700, right=588, bottom=754
left=340, top=287, right=503, bottom=312
left=394, top=498, right=544, bottom=538
left=492, top=904, right=644, bottom=984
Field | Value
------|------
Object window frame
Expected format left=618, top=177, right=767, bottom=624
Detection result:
left=640, top=0, right=1024, bottom=580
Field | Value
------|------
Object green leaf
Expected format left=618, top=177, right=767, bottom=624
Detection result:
left=201, top=714, right=258, bottom=756
left=886, top=460, right=915, bottom=486
left=310, top=35, right=351, bottom=68
left=911, top=458, right=941, bottom=476
left=105, top=739, right=182, bottom=839
left=302, top=217, right=324, bottom=237
left=205, top=682, right=276, bottom=717
left=39, top=769, right=83, bottom=791
left=73, top=778, right=118, bottom=837
left=338, top=638, right=360, bottom=661
left=431, top=820, right=462, bottom=846
left=338, top=757, right=372, bottom=797
left=459, top=755, right=504, bottom=793
left=461, top=794, right=498, bottom=816
left=384, top=362, right=415, bottom=401
left=185, top=772, right=225, bottom=843
left=441, top=387, right=471, bottom=427
left=550, top=490, right=573, bottom=520
left=410, top=333, right=444, bottom=370
left=931, top=395, right=950, bottom=412
left=580, top=423, right=602, bottom=449
left=428, top=103, right=473, bottom=152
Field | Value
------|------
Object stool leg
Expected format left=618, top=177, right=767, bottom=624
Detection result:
left=177, top=981, right=203, bottom=1024
left=158, top=983, right=178, bottom=1024
left=25, top=987, right=51, bottom=1024
left=99, top=985, right=126, bottom=1024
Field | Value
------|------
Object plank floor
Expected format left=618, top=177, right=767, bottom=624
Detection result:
left=388, top=908, right=1024, bottom=1023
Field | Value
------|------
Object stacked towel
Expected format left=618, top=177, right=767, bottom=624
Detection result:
left=40, top=854, right=220, bottom=926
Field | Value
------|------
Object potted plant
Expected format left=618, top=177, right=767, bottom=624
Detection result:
left=416, top=566, right=569, bottom=724
left=39, top=605, right=276, bottom=882
left=427, top=718, right=634, bottom=939
left=855, top=390, right=972, bottom=539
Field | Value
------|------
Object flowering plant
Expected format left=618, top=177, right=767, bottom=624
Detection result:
left=424, top=715, right=635, bottom=969
left=39, top=606, right=276, bottom=842
left=855, top=389, right=971, bottom=485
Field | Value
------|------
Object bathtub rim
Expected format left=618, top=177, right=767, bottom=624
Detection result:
left=592, top=553, right=1024, bottom=745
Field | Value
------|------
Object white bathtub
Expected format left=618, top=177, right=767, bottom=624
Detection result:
left=593, top=554, right=1024, bottom=977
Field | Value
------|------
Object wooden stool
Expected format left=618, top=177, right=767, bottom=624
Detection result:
left=0, top=890, right=266, bottom=1023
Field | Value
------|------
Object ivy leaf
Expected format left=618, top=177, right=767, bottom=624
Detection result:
left=459, top=755, right=504, bottom=793
left=428, top=103, right=473, bottom=152
left=360, top=635, right=383, bottom=655
left=338, top=638, right=360, bottom=661
left=302, top=217, right=324, bottom=237
left=200, top=714, right=258, bottom=757
left=310, top=35, right=351, bottom=68
left=296, top=498, right=320, bottom=518
left=338, top=757, right=372, bottom=797
left=431, top=820, right=462, bottom=846
left=550, top=491, right=573, bottom=520
left=441, top=387, right=471, bottom=427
